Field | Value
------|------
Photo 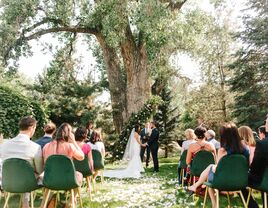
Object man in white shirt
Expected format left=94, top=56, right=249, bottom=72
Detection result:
left=0, top=116, right=43, bottom=208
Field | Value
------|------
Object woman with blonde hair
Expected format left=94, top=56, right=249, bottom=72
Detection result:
left=238, top=126, right=256, bottom=164
left=181, top=129, right=196, bottom=153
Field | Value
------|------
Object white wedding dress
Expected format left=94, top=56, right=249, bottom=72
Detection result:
left=104, top=129, right=144, bottom=178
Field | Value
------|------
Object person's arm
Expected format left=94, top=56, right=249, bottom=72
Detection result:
left=216, top=148, right=226, bottom=164
left=88, top=151, right=94, bottom=172
left=34, top=145, right=44, bottom=174
left=135, top=133, right=146, bottom=147
left=69, top=134, right=84, bottom=161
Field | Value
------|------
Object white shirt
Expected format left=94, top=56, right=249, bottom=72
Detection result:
left=0, top=134, right=43, bottom=174
left=181, top=139, right=196, bottom=153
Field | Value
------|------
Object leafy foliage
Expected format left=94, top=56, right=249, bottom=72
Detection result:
left=154, top=87, right=180, bottom=158
left=112, top=96, right=163, bottom=160
left=0, top=85, right=47, bottom=138
left=229, top=0, right=268, bottom=129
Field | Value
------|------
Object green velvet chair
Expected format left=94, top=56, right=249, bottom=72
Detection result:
left=202, top=154, right=248, bottom=208
left=190, top=150, right=215, bottom=184
left=42, top=155, right=83, bottom=208
left=178, top=150, right=187, bottom=187
left=73, top=155, right=93, bottom=198
left=92, top=149, right=105, bottom=185
left=247, top=167, right=268, bottom=208
left=2, top=158, right=41, bottom=208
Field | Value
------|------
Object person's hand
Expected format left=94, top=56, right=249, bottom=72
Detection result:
left=68, top=132, right=76, bottom=143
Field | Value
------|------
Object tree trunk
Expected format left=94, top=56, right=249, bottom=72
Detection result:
left=96, top=34, right=127, bottom=133
left=164, top=146, right=168, bottom=158
left=120, top=25, right=151, bottom=120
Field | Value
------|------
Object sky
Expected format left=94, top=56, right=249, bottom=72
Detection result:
left=18, top=0, right=247, bottom=84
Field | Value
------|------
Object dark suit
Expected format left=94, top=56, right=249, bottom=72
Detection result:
left=244, top=135, right=268, bottom=208
left=148, top=127, right=159, bottom=172
left=140, top=128, right=150, bottom=166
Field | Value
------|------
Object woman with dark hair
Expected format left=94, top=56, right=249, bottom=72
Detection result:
left=75, top=127, right=94, bottom=172
left=104, top=124, right=147, bottom=178
left=186, top=126, right=216, bottom=165
left=187, top=122, right=249, bottom=208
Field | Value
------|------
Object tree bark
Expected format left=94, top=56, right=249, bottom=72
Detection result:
left=96, top=34, right=127, bottom=133
left=120, top=25, right=151, bottom=120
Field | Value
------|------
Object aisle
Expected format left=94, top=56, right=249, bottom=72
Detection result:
left=82, top=157, right=180, bottom=208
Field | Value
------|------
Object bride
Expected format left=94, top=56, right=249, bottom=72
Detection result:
left=104, top=124, right=147, bottom=178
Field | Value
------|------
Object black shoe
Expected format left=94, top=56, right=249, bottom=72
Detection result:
left=153, top=170, right=159, bottom=173
left=184, top=187, right=195, bottom=197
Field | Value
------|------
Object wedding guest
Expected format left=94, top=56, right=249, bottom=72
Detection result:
left=140, top=122, right=151, bottom=167
left=258, top=125, right=267, bottom=140
left=88, top=130, right=105, bottom=157
left=0, top=116, right=43, bottom=208
left=85, top=121, right=94, bottom=143
left=36, top=122, right=56, bottom=149
left=181, top=128, right=196, bottom=154
left=75, top=127, right=94, bottom=171
left=43, top=123, right=84, bottom=182
left=205, top=129, right=220, bottom=150
left=186, top=126, right=216, bottom=166
left=246, top=118, right=268, bottom=208
left=188, top=122, right=249, bottom=208
left=238, top=126, right=256, bottom=164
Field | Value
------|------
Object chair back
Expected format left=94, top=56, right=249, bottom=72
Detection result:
left=43, top=155, right=79, bottom=190
left=2, top=158, right=39, bottom=193
left=212, top=154, right=248, bottom=191
left=73, top=155, right=93, bottom=177
left=178, top=150, right=187, bottom=169
left=92, top=149, right=104, bottom=170
left=257, top=167, right=268, bottom=192
left=190, top=150, right=215, bottom=176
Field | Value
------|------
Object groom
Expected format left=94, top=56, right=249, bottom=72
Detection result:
left=147, top=121, right=159, bottom=172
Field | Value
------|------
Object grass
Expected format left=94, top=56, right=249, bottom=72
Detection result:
left=0, top=155, right=263, bottom=207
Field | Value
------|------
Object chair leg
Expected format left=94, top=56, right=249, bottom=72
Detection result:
left=246, top=188, right=252, bottom=206
left=86, top=176, right=92, bottom=200
left=30, top=192, right=34, bottom=208
left=181, top=169, right=184, bottom=187
left=42, top=189, right=51, bottom=208
left=203, top=187, right=208, bottom=208
left=77, top=188, right=83, bottom=208
left=101, top=171, right=104, bottom=185
left=216, top=189, right=219, bottom=208
left=264, top=192, right=267, bottom=208
left=239, top=190, right=247, bottom=208
left=226, top=192, right=231, bottom=207
left=3, top=192, right=10, bottom=208
left=71, top=189, right=75, bottom=208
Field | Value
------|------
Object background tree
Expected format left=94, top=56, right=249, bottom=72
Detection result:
left=229, top=0, right=268, bottom=128
left=0, top=0, right=214, bottom=133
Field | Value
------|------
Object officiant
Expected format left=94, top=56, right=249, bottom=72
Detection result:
left=140, top=122, right=151, bottom=167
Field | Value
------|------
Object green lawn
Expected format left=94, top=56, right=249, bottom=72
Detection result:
left=0, top=156, right=263, bottom=207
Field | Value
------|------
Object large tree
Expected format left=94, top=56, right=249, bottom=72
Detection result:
left=229, top=0, right=268, bottom=128
left=0, top=0, right=191, bottom=133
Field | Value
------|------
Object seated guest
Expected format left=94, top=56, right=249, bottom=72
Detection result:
left=35, top=122, right=56, bottom=149
left=0, top=116, right=43, bottom=208
left=205, top=129, right=220, bottom=150
left=74, top=127, right=94, bottom=172
left=94, top=129, right=105, bottom=158
left=186, top=126, right=216, bottom=166
left=43, top=123, right=84, bottom=183
left=238, top=126, right=256, bottom=164
left=246, top=120, right=268, bottom=208
left=177, top=128, right=196, bottom=185
left=181, top=129, right=196, bottom=153
left=188, top=122, right=249, bottom=208
left=85, top=121, right=94, bottom=143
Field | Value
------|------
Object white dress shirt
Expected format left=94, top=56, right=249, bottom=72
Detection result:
left=0, top=134, right=43, bottom=174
